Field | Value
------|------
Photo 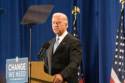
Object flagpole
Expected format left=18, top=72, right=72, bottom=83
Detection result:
left=72, top=0, right=80, bottom=37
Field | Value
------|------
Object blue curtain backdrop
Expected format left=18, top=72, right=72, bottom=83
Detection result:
left=0, top=0, right=122, bottom=83
left=98, top=0, right=121, bottom=83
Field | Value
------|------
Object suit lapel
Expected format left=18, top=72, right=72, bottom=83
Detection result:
left=49, top=38, right=55, bottom=55
left=47, top=38, right=55, bottom=74
left=53, top=33, right=70, bottom=54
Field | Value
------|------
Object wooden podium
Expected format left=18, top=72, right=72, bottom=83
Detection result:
left=30, top=61, right=54, bottom=83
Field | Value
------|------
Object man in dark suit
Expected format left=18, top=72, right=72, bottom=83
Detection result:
left=44, top=12, right=82, bottom=83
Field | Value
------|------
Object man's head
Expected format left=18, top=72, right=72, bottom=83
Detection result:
left=52, top=12, right=68, bottom=36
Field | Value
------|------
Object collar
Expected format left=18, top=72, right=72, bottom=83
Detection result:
left=56, top=31, right=68, bottom=43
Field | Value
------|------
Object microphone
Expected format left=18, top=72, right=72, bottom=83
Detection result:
left=38, top=42, right=50, bottom=57
left=0, top=8, right=4, bottom=15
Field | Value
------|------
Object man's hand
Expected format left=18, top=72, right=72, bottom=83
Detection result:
left=53, top=74, right=63, bottom=83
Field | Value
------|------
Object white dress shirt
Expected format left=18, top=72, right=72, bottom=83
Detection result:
left=53, top=31, right=68, bottom=53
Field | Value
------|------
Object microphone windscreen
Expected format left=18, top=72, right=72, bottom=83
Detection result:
left=42, top=42, right=50, bottom=50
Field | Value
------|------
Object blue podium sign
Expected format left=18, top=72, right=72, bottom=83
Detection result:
left=6, top=57, right=28, bottom=83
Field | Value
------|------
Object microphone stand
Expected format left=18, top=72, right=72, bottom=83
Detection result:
left=21, top=5, right=54, bottom=83
left=27, top=24, right=34, bottom=83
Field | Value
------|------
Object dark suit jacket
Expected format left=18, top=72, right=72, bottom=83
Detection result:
left=44, top=33, right=82, bottom=83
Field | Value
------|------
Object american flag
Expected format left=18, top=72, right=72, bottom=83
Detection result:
left=71, top=0, right=85, bottom=83
left=110, top=9, right=125, bottom=83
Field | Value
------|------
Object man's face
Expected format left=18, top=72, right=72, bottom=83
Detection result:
left=52, top=14, right=68, bottom=36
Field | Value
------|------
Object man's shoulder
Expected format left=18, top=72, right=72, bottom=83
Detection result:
left=67, top=33, right=80, bottom=41
left=48, top=37, right=55, bottom=43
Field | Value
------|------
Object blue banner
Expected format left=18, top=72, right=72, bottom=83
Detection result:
left=6, top=57, right=28, bottom=83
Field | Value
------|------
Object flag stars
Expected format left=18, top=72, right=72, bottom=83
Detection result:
left=115, top=61, right=117, bottom=65
left=121, top=23, right=123, bottom=27
left=121, top=16, right=123, bottom=20
left=115, top=48, right=118, bottom=52
left=121, top=62, right=124, bottom=66
left=122, top=75, right=124, bottom=79
left=122, top=63, right=124, bottom=66
left=121, top=56, right=124, bottom=59
left=118, top=56, right=124, bottom=60
left=119, top=56, right=122, bottom=59
left=116, top=36, right=119, bottom=39
left=116, top=42, right=118, bottom=45
left=115, top=55, right=118, bottom=58
left=118, top=68, right=121, bottom=72
left=120, top=49, right=124, bottom=53
left=120, top=36, right=123, bottom=39
left=111, top=11, right=125, bottom=82
left=119, top=62, right=122, bottom=65
left=120, top=43, right=125, bottom=46
left=122, top=77, right=124, bottom=81
left=121, top=29, right=123, bottom=32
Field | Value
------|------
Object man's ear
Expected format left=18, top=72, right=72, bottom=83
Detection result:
left=65, top=23, right=68, bottom=28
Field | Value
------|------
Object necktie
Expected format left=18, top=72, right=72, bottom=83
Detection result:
left=53, top=37, right=60, bottom=53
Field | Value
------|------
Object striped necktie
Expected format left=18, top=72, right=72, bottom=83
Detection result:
left=53, top=37, right=60, bottom=53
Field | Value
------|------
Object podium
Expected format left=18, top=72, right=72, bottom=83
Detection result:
left=30, top=61, right=67, bottom=83
left=6, top=58, right=67, bottom=83
left=30, top=61, right=54, bottom=83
